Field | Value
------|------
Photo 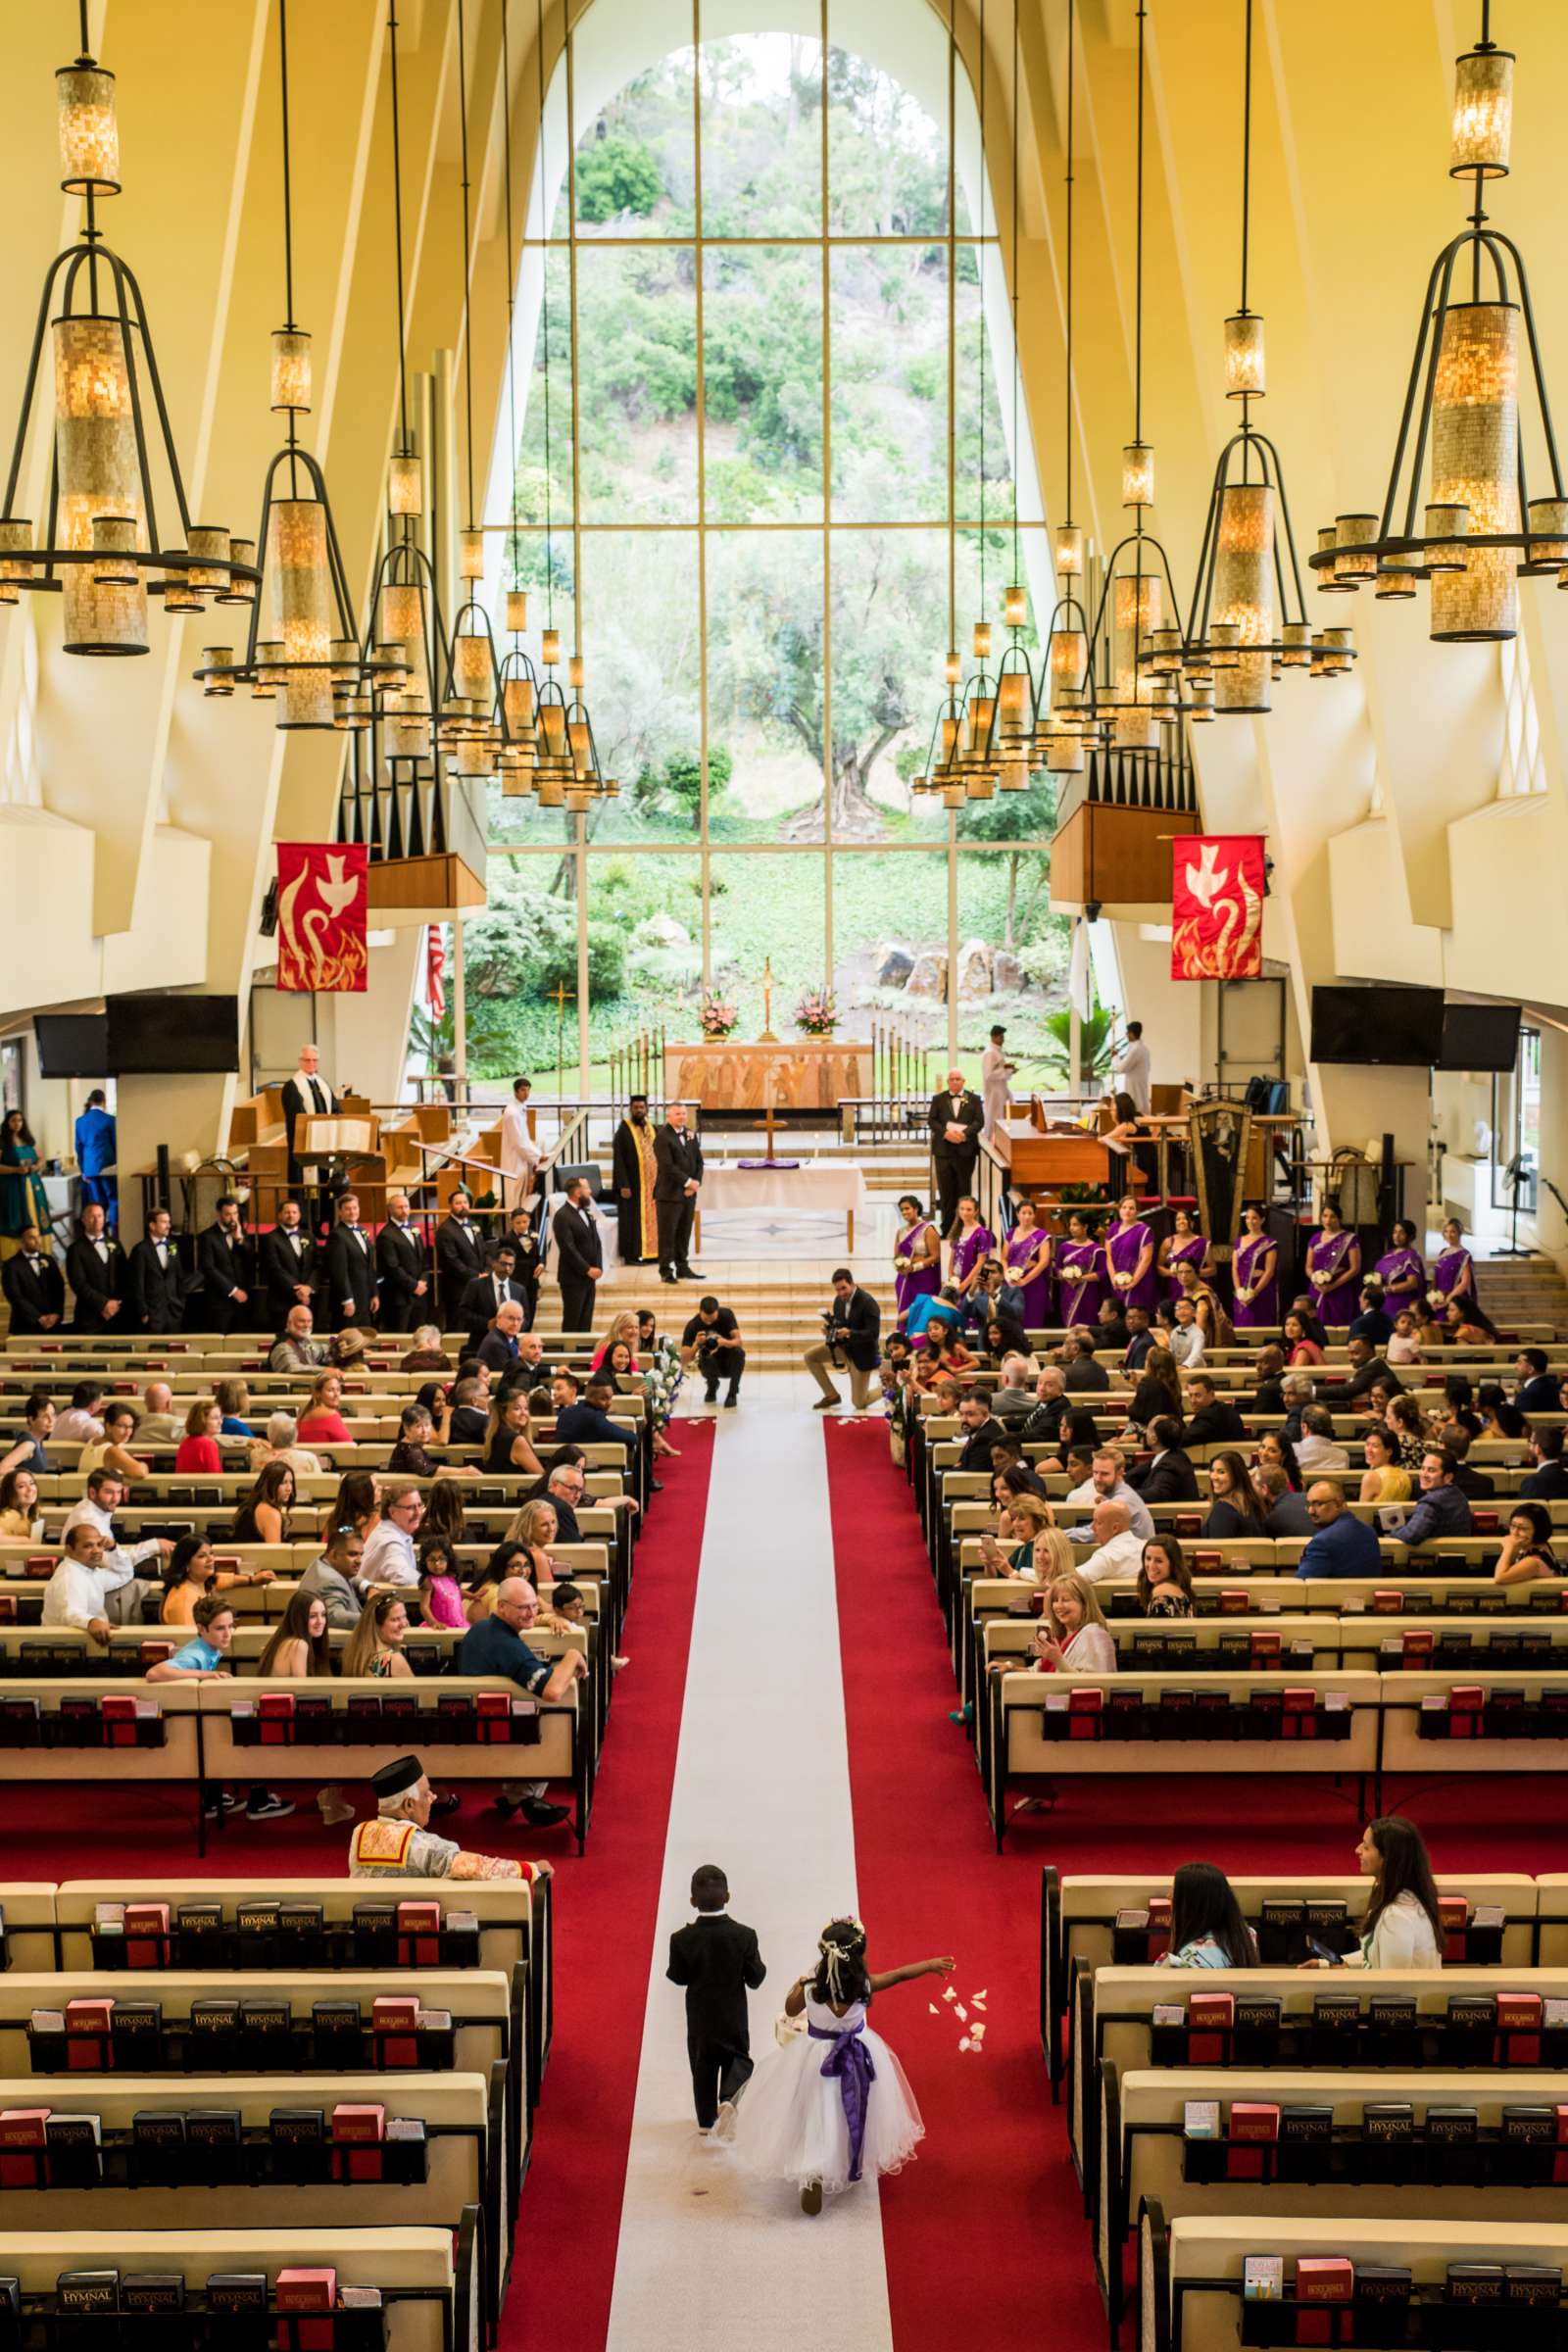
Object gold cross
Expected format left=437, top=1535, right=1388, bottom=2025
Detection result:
left=549, top=980, right=574, bottom=1014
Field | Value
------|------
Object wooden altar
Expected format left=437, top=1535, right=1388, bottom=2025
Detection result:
left=663, top=1039, right=873, bottom=1115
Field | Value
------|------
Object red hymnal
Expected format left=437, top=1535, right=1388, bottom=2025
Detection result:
left=100, top=1695, right=139, bottom=1748
left=396, top=1900, right=441, bottom=1968
left=1402, top=1631, right=1435, bottom=1667
left=1281, top=1687, right=1318, bottom=1740
left=258, top=1692, right=296, bottom=1744
left=475, top=1690, right=511, bottom=1743
left=1447, top=1688, right=1484, bottom=1740
left=1068, top=1687, right=1102, bottom=1739
left=1554, top=2105, right=1568, bottom=2186
left=122, top=1904, right=170, bottom=1970
left=1227, top=2099, right=1280, bottom=2181
left=1188, top=1991, right=1234, bottom=2067
left=0, top=2106, right=49, bottom=2187
left=1439, top=1892, right=1471, bottom=1961
left=65, top=1998, right=113, bottom=2072
left=1294, top=2257, right=1353, bottom=2345
left=371, top=1995, right=421, bottom=2070
left=274, top=2267, right=338, bottom=2352
left=330, top=2101, right=386, bottom=2182
left=1498, top=1991, right=1544, bottom=2067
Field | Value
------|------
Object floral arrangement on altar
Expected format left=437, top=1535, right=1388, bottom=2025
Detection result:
left=794, top=985, right=838, bottom=1037
left=699, top=993, right=738, bottom=1040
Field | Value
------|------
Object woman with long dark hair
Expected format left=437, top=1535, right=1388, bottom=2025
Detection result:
left=1157, top=1861, right=1258, bottom=1968
left=0, top=1109, right=49, bottom=1240
left=1201, top=1451, right=1268, bottom=1538
left=1304, top=1817, right=1443, bottom=1969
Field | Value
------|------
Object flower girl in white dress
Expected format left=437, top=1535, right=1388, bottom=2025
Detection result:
left=739, top=1917, right=955, bottom=2215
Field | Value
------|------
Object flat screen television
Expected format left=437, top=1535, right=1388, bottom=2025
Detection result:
left=105, top=993, right=240, bottom=1075
left=1438, top=1000, right=1521, bottom=1072
left=1309, top=985, right=1445, bottom=1066
left=34, top=1014, right=110, bottom=1079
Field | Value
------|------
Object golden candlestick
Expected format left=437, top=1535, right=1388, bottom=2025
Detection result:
left=757, top=954, right=778, bottom=1044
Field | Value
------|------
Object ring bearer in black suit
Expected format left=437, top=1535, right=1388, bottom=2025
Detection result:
left=928, top=1066, right=984, bottom=1236
left=654, top=1102, right=704, bottom=1283
left=666, top=1863, right=766, bottom=2139
left=374, top=1192, right=430, bottom=1332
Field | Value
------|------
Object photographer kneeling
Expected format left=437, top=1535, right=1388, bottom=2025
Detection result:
left=805, top=1268, right=882, bottom=1413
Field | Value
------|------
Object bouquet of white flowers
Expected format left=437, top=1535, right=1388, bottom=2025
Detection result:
left=642, top=1336, right=684, bottom=1430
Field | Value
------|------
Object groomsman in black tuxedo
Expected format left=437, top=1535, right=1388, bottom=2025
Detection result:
left=126, top=1206, right=187, bottom=1332
left=260, top=1199, right=318, bottom=1327
left=197, top=1196, right=256, bottom=1333
left=66, top=1202, right=127, bottom=1332
left=2, top=1224, right=66, bottom=1333
left=654, top=1102, right=704, bottom=1283
left=928, top=1066, right=984, bottom=1235
left=666, top=1863, right=766, bottom=2138
left=324, top=1192, right=378, bottom=1327
left=436, top=1189, right=487, bottom=1329
left=552, top=1176, right=603, bottom=1337
left=374, top=1193, right=430, bottom=1332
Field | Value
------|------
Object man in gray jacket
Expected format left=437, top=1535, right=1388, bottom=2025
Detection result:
left=299, top=1525, right=367, bottom=1630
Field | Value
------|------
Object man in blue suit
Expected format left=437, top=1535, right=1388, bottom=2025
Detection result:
left=74, top=1090, right=117, bottom=1223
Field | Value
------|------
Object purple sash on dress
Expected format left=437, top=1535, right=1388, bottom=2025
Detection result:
left=1004, top=1231, right=1052, bottom=1328
left=1308, top=1231, right=1358, bottom=1326
left=953, top=1225, right=995, bottom=1284
left=1232, top=1233, right=1279, bottom=1327
left=895, top=1223, right=940, bottom=1318
left=1434, top=1247, right=1475, bottom=1303
left=1373, top=1247, right=1424, bottom=1304
left=1056, top=1241, right=1102, bottom=1328
left=808, top=2021, right=877, bottom=2182
left=1106, top=1219, right=1157, bottom=1312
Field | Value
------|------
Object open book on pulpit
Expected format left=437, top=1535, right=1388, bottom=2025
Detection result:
left=297, top=1114, right=379, bottom=1157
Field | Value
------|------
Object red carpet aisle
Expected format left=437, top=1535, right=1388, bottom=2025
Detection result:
left=5, top=1425, right=717, bottom=2352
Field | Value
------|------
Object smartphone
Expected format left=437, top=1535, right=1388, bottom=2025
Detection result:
left=1306, top=1936, right=1343, bottom=1966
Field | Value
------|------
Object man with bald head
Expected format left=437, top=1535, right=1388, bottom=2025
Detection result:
left=1295, top=1480, right=1382, bottom=1579
left=477, top=1298, right=525, bottom=1378
left=1079, top=1498, right=1144, bottom=1585
left=456, top=1576, right=587, bottom=1829
left=135, top=1382, right=184, bottom=1446
left=269, top=1303, right=329, bottom=1373
left=928, top=1067, right=984, bottom=1236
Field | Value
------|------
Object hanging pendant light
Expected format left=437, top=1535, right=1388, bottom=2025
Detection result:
left=1307, top=2, right=1565, bottom=642
left=1174, top=0, right=1352, bottom=709
left=0, top=6, right=254, bottom=652
left=194, top=0, right=396, bottom=723
left=916, top=0, right=975, bottom=807
left=952, top=0, right=1004, bottom=800
left=1035, top=0, right=1090, bottom=777
left=498, top=0, right=548, bottom=799
left=1085, top=2, right=1189, bottom=758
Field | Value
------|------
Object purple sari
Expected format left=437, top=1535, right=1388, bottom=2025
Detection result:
left=1162, top=1233, right=1206, bottom=1303
left=1373, top=1246, right=1425, bottom=1314
left=894, top=1220, right=940, bottom=1321
left=1105, top=1218, right=1157, bottom=1313
left=1307, top=1229, right=1361, bottom=1327
left=952, top=1223, right=995, bottom=1286
left=1055, top=1240, right=1103, bottom=1329
left=1433, top=1245, right=1477, bottom=1306
left=1232, top=1232, right=1280, bottom=1327
left=1004, top=1228, right=1053, bottom=1329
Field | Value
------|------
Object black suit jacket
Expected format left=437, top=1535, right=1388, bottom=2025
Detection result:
left=825, top=1286, right=881, bottom=1371
left=461, top=1271, right=527, bottom=1348
left=261, top=1225, right=318, bottom=1323
left=281, top=1073, right=338, bottom=1172
left=654, top=1125, right=705, bottom=1201
left=375, top=1220, right=428, bottom=1300
left=476, top=1329, right=520, bottom=1379
left=436, top=1215, right=488, bottom=1290
left=929, top=1090, right=984, bottom=1162
left=126, top=1236, right=185, bottom=1330
left=1522, top=1460, right=1568, bottom=1499
left=1343, top=1357, right=1399, bottom=1402
left=198, top=1222, right=255, bottom=1310
left=2, top=1248, right=66, bottom=1332
left=552, top=1200, right=603, bottom=1286
left=1183, top=1399, right=1249, bottom=1448
left=956, top=1418, right=1005, bottom=1472
left=66, top=1234, right=126, bottom=1329
left=1133, top=1449, right=1200, bottom=1504
left=1252, top=1377, right=1287, bottom=1418
left=324, top=1223, right=377, bottom=1321
left=666, top=1914, right=766, bottom=2050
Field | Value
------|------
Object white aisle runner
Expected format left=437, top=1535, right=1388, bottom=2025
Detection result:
left=604, top=1391, right=894, bottom=2350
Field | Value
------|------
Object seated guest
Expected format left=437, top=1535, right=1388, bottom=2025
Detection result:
left=1396, top=1447, right=1474, bottom=1547
left=160, top=1534, right=272, bottom=1626
left=1476, top=1382, right=1526, bottom=1442
left=1137, top=1536, right=1195, bottom=1618
left=249, top=1412, right=319, bottom=1479
left=1446, top=1298, right=1494, bottom=1346
left=360, top=1485, right=425, bottom=1590
left=967, top=1258, right=1026, bottom=1338
left=1494, top=1502, right=1559, bottom=1587
left=299, top=1525, right=368, bottom=1631
left=1358, top=1425, right=1411, bottom=1508
left=1121, top=1303, right=1156, bottom=1375
left=905, top=1284, right=964, bottom=1346
left=61, top=1468, right=170, bottom=1611
left=349, top=1753, right=551, bottom=1882
left=455, top=1577, right=587, bottom=1827
left=555, top=1373, right=641, bottom=1464
left=418, top=1538, right=468, bottom=1630
left=1342, top=1335, right=1399, bottom=1402
left=954, top=1392, right=1005, bottom=1473
left=478, top=1298, right=526, bottom=1377
left=1385, top=1309, right=1423, bottom=1366
left=1282, top=1309, right=1326, bottom=1367
left=1385, top=1392, right=1428, bottom=1471
left=1094, top=1298, right=1132, bottom=1355
left=299, top=1373, right=353, bottom=1447
left=1295, top=1480, right=1381, bottom=1579
left=1295, top=1404, right=1350, bottom=1476
left=990, top=1357, right=1036, bottom=1425
left=1250, top=1345, right=1288, bottom=1418
left=343, top=1592, right=416, bottom=1679
left=257, top=1591, right=334, bottom=1679
left=402, top=1325, right=452, bottom=1373
left=489, top=1501, right=563, bottom=1599
left=1180, top=1372, right=1247, bottom=1448
left=1254, top=1428, right=1303, bottom=1492
left=462, top=1248, right=527, bottom=1353
left=531, top=1460, right=587, bottom=1544
left=1061, top=1333, right=1109, bottom=1394
left=1167, top=1298, right=1204, bottom=1368
left=231, top=1461, right=296, bottom=1544
left=174, top=1398, right=225, bottom=1475
left=975, top=1494, right=1073, bottom=1585
left=133, top=1383, right=184, bottom=1447
left=55, top=1383, right=107, bottom=1445
left=79, top=1401, right=148, bottom=1483
left=1516, top=1348, right=1561, bottom=1417
left=485, top=1390, right=545, bottom=1482
left=1441, top=1423, right=1494, bottom=1499
left=982, top=1312, right=1029, bottom=1363
left=1201, top=1449, right=1268, bottom=1537
left=1281, top=1374, right=1315, bottom=1445
left=388, top=1403, right=443, bottom=1477
left=929, top=1327, right=977, bottom=1382
left=144, top=1601, right=291, bottom=1805
left=1155, top=1861, right=1259, bottom=1968
left=1348, top=1283, right=1393, bottom=1346
left=1304, top=1818, right=1441, bottom=1970
left=1255, top=1461, right=1312, bottom=1536
left=1064, top=1448, right=1154, bottom=1542
left=1130, top=1420, right=1198, bottom=1505
left=0, top=1392, right=55, bottom=1479
left=1521, top=1426, right=1568, bottom=1498
left=1021, top=1364, right=1072, bottom=1446
left=1128, top=1346, right=1183, bottom=1431
left=269, top=1305, right=329, bottom=1372
left=992, top=1458, right=1052, bottom=1513
left=41, top=1523, right=125, bottom=1642
left=448, top=1375, right=490, bottom=1447
left=330, top=1470, right=380, bottom=1544
left=1078, top=1498, right=1145, bottom=1585
left=1034, top=1571, right=1117, bottom=1671
left=0, top=1467, right=42, bottom=1542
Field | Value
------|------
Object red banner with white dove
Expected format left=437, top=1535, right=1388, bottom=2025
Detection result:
left=275, top=843, right=368, bottom=992
left=1171, top=834, right=1265, bottom=980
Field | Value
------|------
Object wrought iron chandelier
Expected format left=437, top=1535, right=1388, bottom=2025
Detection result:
left=1306, top=0, right=1565, bottom=643
left=0, top=5, right=256, bottom=654
left=1163, top=0, right=1353, bottom=709
left=194, top=0, right=399, bottom=724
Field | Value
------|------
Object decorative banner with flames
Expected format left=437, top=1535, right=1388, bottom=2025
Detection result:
left=1171, top=834, right=1265, bottom=980
left=276, top=844, right=369, bottom=993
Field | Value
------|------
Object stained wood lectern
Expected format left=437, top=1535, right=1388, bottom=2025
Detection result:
left=297, top=1111, right=386, bottom=1221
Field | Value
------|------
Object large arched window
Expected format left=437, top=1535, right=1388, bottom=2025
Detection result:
left=471, top=0, right=1066, bottom=1087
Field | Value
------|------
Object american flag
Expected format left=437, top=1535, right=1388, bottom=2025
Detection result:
left=426, top=923, right=447, bottom=1021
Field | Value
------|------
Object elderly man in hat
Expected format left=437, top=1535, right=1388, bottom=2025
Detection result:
left=350, top=1755, right=553, bottom=1883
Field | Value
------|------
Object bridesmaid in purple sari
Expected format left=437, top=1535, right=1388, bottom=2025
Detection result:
left=1433, top=1216, right=1479, bottom=1312
left=1104, top=1193, right=1158, bottom=1314
left=893, top=1194, right=941, bottom=1324
left=950, top=1195, right=996, bottom=1296
left=1306, top=1202, right=1362, bottom=1329
left=1003, top=1199, right=1053, bottom=1330
left=1157, top=1207, right=1208, bottom=1303
left=1373, top=1218, right=1425, bottom=1320
left=1231, top=1203, right=1280, bottom=1328
left=1055, top=1211, right=1103, bottom=1330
